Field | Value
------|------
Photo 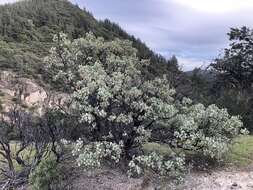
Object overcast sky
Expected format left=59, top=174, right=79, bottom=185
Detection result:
left=1, top=0, right=253, bottom=71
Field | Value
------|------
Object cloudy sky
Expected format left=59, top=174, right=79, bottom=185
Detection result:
left=1, top=0, right=253, bottom=70
left=72, top=0, right=253, bottom=71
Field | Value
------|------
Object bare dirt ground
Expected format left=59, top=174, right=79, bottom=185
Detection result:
left=15, top=167, right=253, bottom=190
left=182, top=167, right=253, bottom=190
left=70, top=168, right=154, bottom=190
left=62, top=166, right=253, bottom=190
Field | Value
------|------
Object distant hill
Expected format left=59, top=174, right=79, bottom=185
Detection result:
left=185, top=69, right=217, bottom=82
left=0, top=0, right=181, bottom=88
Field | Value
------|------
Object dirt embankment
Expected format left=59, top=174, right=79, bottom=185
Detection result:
left=0, top=71, right=68, bottom=115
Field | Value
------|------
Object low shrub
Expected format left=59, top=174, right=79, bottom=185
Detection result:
left=29, top=158, right=62, bottom=190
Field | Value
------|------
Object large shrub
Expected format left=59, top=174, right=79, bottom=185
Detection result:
left=45, top=33, right=246, bottom=179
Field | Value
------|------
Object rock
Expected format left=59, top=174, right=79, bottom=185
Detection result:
left=231, top=182, right=242, bottom=189
left=247, top=184, right=253, bottom=188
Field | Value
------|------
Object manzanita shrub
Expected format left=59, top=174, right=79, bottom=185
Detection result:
left=45, top=32, right=247, bottom=181
left=72, top=140, right=123, bottom=168
left=128, top=152, right=185, bottom=178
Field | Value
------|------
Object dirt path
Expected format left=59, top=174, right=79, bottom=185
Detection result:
left=183, top=168, right=253, bottom=190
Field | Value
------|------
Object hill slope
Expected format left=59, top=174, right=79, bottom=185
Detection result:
left=0, top=0, right=181, bottom=85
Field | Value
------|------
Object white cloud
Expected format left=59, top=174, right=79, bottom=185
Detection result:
left=177, top=57, right=210, bottom=71
left=170, top=0, right=253, bottom=13
left=0, top=0, right=19, bottom=4
left=83, top=0, right=253, bottom=71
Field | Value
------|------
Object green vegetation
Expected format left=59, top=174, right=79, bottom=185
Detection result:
left=29, top=157, right=62, bottom=190
left=144, top=136, right=253, bottom=168
left=226, top=136, right=253, bottom=167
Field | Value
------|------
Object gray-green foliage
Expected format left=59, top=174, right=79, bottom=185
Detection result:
left=158, top=98, right=246, bottom=160
left=45, top=32, right=246, bottom=179
left=72, top=140, right=123, bottom=168
left=128, top=152, right=185, bottom=179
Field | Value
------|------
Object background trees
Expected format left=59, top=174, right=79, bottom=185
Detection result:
left=185, top=27, right=253, bottom=131
left=189, top=27, right=253, bottom=131
left=211, top=26, right=253, bottom=89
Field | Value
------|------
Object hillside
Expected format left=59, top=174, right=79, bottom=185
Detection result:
left=0, top=0, right=181, bottom=87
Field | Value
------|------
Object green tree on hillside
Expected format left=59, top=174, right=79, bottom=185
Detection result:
left=211, top=26, right=253, bottom=89
left=211, top=27, right=253, bottom=130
